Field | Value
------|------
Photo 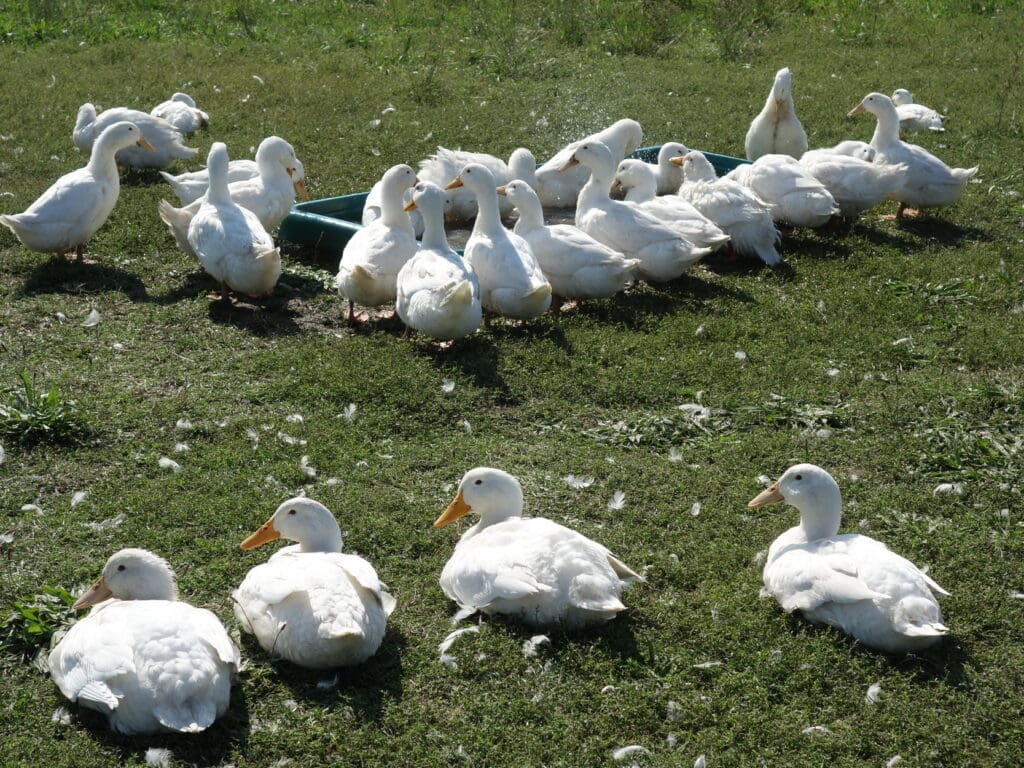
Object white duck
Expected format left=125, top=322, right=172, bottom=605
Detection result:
left=158, top=137, right=305, bottom=256
left=749, top=464, right=950, bottom=653
left=674, top=152, right=781, bottom=265
left=499, top=179, right=639, bottom=307
left=800, top=141, right=876, bottom=164
left=533, top=118, right=644, bottom=208
left=434, top=467, right=643, bottom=628
left=444, top=163, right=551, bottom=320
left=800, top=151, right=906, bottom=219
left=418, top=146, right=535, bottom=221
left=175, top=142, right=281, bottom=301
left=161, top=138, right=307, bottom=206
left=849, top=92, right=977, bottom=218
left=150, top=92, right=209, bottom=134
left=396, top=182, right=482, bottom=340
left=726, top=154, right=839, bottom=228
left=745, top=67, right=808, bottom=161
left=234, top=497, right=396, bottom=670
left=49, top=549, right=238, bottom=734
left=1, top=122, right=153, bottom=261
left=651, top=142, right=690, bottom=194
left=73, top=102, right=196, bottom=168
left=892, top=89, right=946, bottom=133
left=613, top=159, right=731, bottom=250
left=567, top=141, right=710, bottom=282
left=336, top=164, right=418, bottom=322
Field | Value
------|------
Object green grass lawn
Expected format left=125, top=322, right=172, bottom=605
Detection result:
left=1, top=1, right=1023, bottom=766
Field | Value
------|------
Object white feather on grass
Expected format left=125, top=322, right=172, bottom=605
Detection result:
left=438, top=626, right=479, bottom=668
left=21, top=503, right=44, bottom=515
left=886, top=757, right=903, bottom=767
left=175, top=418, right=192, bottom=430
left=865, top=682, right=882, bottom=704
left=70, top=490, right=87, bottom=507
left=563, top=475, right=594, bottom=490
left=801, top=725, right=832, bottom=735
left=0, top=444, right=5, bottom=465
left=693, top=660, right=721, bottom=669
left=83, top=513, right=126, bottom=532
left=81, top=309, right=100, bottom=327
left=690, top=502, right=702, bottom=517
left=522, top=635, right=551, bottom=657
left=144, top=748, right=172, bottom=768
left=50, top=706, right=72, bottom=725
left=173, top=442, right=190, bottom=453
left=158, top=457, right=182, bottom=473
left=612, top=745, right=650, bottom=761
left=246, top=427, right=260, bottom=448
left=442, top=379, right=456, bottom=393
left=277, top=431, right=307, bottom=446
left=285, top=414, right=303, bottom=423
left=341, top=403, right=357, bottom=422
left=300, top=455, right=317, bottom=479
left=607, top=491, right=626, bottom=510
left=668, top=448, right=683, bottom=462
left=694, top=756, right=706, bottom=768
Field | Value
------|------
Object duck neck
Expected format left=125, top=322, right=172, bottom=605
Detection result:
left=471, top=185, right=502, bottom=236
left=579, top=163, right=613, bottom=208
left=381, top=183, right=413, bottom=231
left=870, top=104, right=901, bottom=149
left=86, top=133, right=122, bottom=176
left=420, top=202, right=450, bottom=251
left=795, top=492, right=843, bottom=542
left=624, top=174, right=656, bottom=203
left=511, top=195, right=544, bottom=234
left=297, top=527, right=343, bottom=554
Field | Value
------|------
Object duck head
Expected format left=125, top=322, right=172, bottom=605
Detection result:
left=771, top=67, right=794, bottom=111
left=256, top=136, right=308, bottom=199
left=434, top=467, right=525, bottom=529
left=444, top=162, right=497, bottom=195
left=672, top=151, right=717, bottom=183
left=404, top=180, right=445, bottom=214
left=559, top=140, right=615, bottom=178
left=747, top=463, right=843, bottom=541
left=607, top=118, right=644, bottom=158
left=848, top=92, right=896, bottom=119
left=612, top=158, right=656, bottom=198
left=74, top=548, right=178, bottom=609
left=891, top=88, right=914, bottom=106
left=241, top=496, right=343, bottom=554
left=96, top=121, right=155, bottom=154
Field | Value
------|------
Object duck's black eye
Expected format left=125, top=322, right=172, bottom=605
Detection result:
left=474, top=479, right=482, bottom=486
left=795, top=474, right=803, bottom=481
left=288, top=509, right=297, bottom=515
left=117, top=564, right=126, bottom=572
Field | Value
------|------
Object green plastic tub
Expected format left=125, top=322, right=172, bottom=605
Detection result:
left=277, top=146, right=748, bottom=253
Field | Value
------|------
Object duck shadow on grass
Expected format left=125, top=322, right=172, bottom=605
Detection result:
left=77, top=683, right=250, bottom=767
left=20, top=256, right=149, bottom=301
left=417, top=333, right=512, bottom=396
left=481, top=610, right=644, bottom=664
left=781, top=611, right=974, bottom=689
left=855, top=216, right=989, bottom=251
left=246, top=625, right=407, bottom=722
left=119, top=168, right=171, bottom=187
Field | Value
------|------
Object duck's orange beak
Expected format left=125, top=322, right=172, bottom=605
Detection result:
left=433, top=490, right=471, bottom=528
left=241, top=517, right=280, bottom=549
left=73, top=577, right=112, bottom=610
left=747, top=483, right=785, bottom=509
left=847, top=103, right=866, bottom=117
left=444, top=176, right=464, bottom=190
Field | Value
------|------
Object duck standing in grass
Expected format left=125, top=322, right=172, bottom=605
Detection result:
left=613, top=158, right=731, bottom=250
left=49, top=549, right=239, bottom=735
left=73, top=102, right=197, bottom=169
left=396, top=181, right=482, bottom=340
left=174, top=142, right=281, bottom=302
left=337, top=164, right=418, bottom=323
left=234, top=498, right=396, bottom=670
left=674, top=151, right=781, bottom=266
left=499, top=179, right=639, bottom=310
left=158, top=136, right=306, bottom=256
left=849, top=92, right=976, bottom=219
left=725, top=154, right=839, bottom=229
left=0, top=121, right=153, bottom=262
left=434, top=467, right=643, bottom=628
left=567, top=141, right=710, bottom=282
left=749, top=464, right=950, bottom=653
left=161, top=137, right=307, bottom=205
left=445, top=163, right=551, bottom=321
left=744, top=67, right=808, bottom=161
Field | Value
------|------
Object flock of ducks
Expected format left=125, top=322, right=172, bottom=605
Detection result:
left=48, top=463, right=950, bottom=735
left=1, top=71, right=965, bottom=736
